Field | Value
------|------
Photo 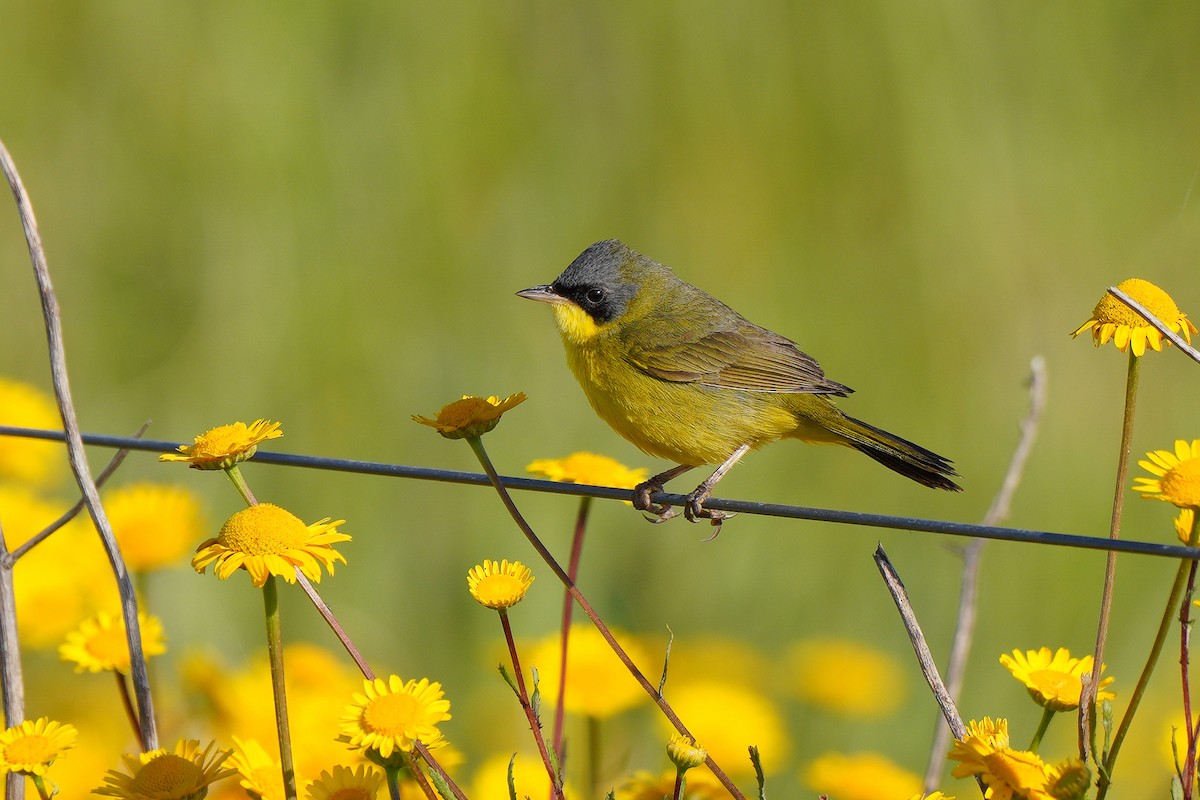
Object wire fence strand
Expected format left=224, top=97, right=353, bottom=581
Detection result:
left=2, top=424, right=1196, bottom=561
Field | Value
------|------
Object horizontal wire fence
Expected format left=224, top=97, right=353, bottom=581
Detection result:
left=3, top=424, right=1196, bottom=561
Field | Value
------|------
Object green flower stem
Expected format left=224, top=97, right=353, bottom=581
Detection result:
left=1029, top=706, right=1056, bottom=752
left=672, top=771, right=686, bottom=800
left=262, top=576, right=298, bottom=800
left=1098, top=518, right=1200, bottom=798
left=465, top=436, right=748, bottom=800
left=1181, top=534, right=1200, bottom=793
left=498, top=608, right=564, bottom=799
left=1082, top=349, right=1140, bottom=762
left=553, top=496, right=591, bottom=761
left=587, top=715, right=601, bottom=800
left=224, top=464, right=258, bottom=506
left=31, top=774, right=50, bottom=800
left=384, top=765, right=403, bottom=800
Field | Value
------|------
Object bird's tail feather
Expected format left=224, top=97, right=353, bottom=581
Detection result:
left=833, top=414, right=961, bottom=491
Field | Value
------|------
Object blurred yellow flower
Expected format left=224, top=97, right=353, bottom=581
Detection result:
left=615, top=768, right=726, bottom=799
left=224, top=737, right=284, bottom=800
left=526, top=623, right=651, bottom=719
left=1071, top=278, right=1197, bottom=356
left=2, top=485, right=116, bottom=647
left=59, top=611, right=166, bottom=675
left=0, top=717, right=77, bottom=777
left=95, top=739, right=234, bottom=800
left=186, top=643, right=365, bottom=788
left=1134, top=440, right=1200, bottom=510
left=660, top=680, right=788, bottom=778
left=467, top=559, right=534, bottom=610
left=0, top=379, right=63, bottom=487
left=1045, top=758, right=1091, bottom=800
left=339, top=675, right=451, bottom=758
left=104, top=482, right=206, bottom=571
left=802, top=752, right=921, bottom=800
left=949, top=718, right=1052, bottom=800
left=999, top=647, right=1114, bottom=712
left=193, top=503, right=349, bottom=587
left=412, top=393, right=526, bottom=439
left=307, top=764, right=384, bottom=800
left=786, top=637, right=905, bottom=718
left=160, top=419, right=282, bottom=470
left=469, top=753, right=577, bottom=800
left=908, top=794, right=955, bottom=800
left=527, top=452, right=647, bottom=498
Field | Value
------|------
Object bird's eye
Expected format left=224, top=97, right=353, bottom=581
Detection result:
left=585, top=288, right=605, bottom=305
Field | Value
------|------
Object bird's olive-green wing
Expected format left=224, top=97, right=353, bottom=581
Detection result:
left=625, top=314, right=852, bottom=395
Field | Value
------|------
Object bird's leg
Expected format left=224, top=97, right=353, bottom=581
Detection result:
left=633, top=464, right=695, bottom=522
left=683, top=444, right=751, bottom=534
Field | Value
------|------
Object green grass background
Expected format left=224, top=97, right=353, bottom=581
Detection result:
left=2, top=2, right=1200, bottom=795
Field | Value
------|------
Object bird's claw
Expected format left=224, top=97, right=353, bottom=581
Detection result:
left=634, top=479, right=733, bottom=535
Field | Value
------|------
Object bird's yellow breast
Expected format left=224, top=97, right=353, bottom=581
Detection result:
left=550, top=303, right=602, bottom=345
left=557, top=330, right=799, bottom=466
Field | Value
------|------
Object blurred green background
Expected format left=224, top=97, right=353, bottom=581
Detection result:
left=3, top=1, right=1199, bottom=796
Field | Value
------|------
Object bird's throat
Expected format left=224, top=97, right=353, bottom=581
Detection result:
left=551, top=303, right=602, bottom=344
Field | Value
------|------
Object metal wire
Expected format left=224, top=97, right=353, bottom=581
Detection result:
left=2, top=424, right=1196, bottom=560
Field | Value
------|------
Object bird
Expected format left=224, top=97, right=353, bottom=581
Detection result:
left=517, top=239, right=960, bottom=532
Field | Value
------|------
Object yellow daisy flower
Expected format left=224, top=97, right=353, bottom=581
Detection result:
left=466, top=559, right=534, bottom=610
left=908, top=794, right=955, bottom=800
left=615, top=768, right=726, bottom=800
left=58, top=611, right=167, bottom=675
left=527, top=451, right=647, bottom=505
left=224, top=737, right=284, bottom=800
left=785, top=637, right=906, bottom=718
left=949, top=718, right=1053, bottom=800
left=339, top=675, right=452, bottom=758
left=802, top=751, right=921, bottom=800
left=999, top=647, right=1115, bottom=712
left=306, top=764, right=385, bottom=800
left=411, top=393, right=526, bottom=439
left=160, top=419, right=282, bottom=470
left=666, top=734, right=707, bottom=772
left=95, top=739, right=234, bottom=799
left=0, top=717, right=77, bottom=777
left=1134, top=440, right=1200, bottom=510
left=527, top=452, right=647, bottom=488
left=192, top=503, right=350, bottom=587
left=528, top=623, right=651, bottom=720
left=1071, top=278, right=1197, bottom=356
left=104, top=482, right=206, bottom=572
left=0, top=378, right=64, bottom=487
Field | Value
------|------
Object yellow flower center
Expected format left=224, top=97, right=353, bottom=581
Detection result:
left=1028, top=669, right=1080, bottom=704
left=1093, top=278, right=1182, bottom=328
left=218, top=504, right=308, bottom=555
left=88, top=624, right=131, bottom=671
left=3, top=734, right=54, bottom=768
left=1162, top=459, right=1200, bottom=508
left=129, top=752, right=204, bottom=796
left=193, top=426, right=252, bottom=455
left=474, top=574, right=524, bottom=604
left=326, top=787, right=372, bottom=800
left=363, top=693, right=424, bottom=737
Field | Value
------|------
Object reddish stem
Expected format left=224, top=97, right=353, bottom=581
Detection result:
left=500, top=610, right=564, bottom=799
left=553, top=497, right=591, bottom=761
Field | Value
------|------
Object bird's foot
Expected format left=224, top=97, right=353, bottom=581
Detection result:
left=682, top=486, right=735, bottom=539
left=633, top=479, right=680, bottom=524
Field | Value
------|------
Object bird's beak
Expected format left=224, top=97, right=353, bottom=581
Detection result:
left=516, top=284, right=565, bottom=305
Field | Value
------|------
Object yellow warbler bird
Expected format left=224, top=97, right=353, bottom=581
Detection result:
left=518, top=240, right=960, bottom=530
